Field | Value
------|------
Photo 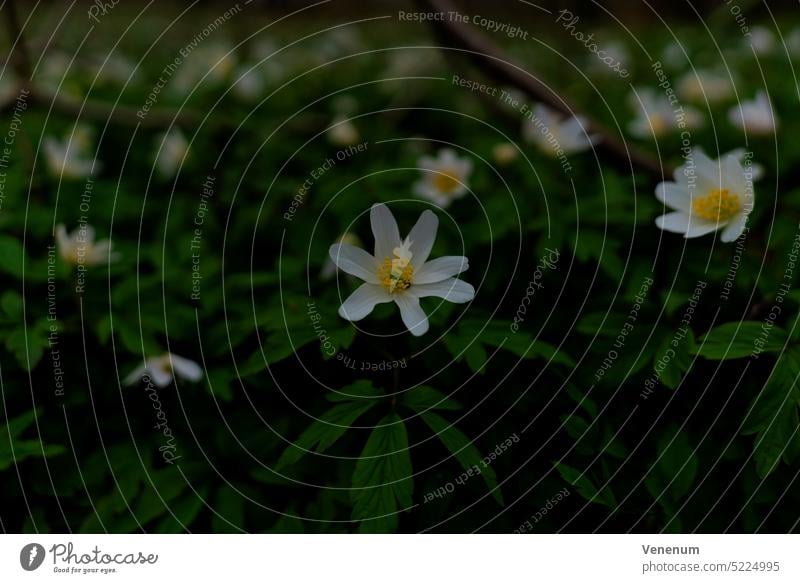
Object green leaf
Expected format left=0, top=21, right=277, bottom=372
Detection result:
left=400, top=386, right=462, bottom=412
left=555, top=462, right=616, bottom=508
left=276, top=400, right=377, bottom=470
left=695, top=322, right=786, bottom=360
left=0, top=235, right=25, bottom=277
left=0, top=408, right=65, bottom=471
left=654, top=329, right=696, bottom=389
left=742, top=354, right=800, bottom=477
left=1, top=291, right=23, bottom=318
left=420, top=411, right=502, bottom=505
left=351, top=413, right=413, bottom=533
left=644, top=426, right=698, bottom=510
left=326, top=380, right=384, bottom=402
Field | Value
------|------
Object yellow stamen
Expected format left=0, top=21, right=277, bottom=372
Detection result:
left=378, top=253, right=414, bottom=293
left=432, top=168, right=461, bottom=194
left=692, top=188, right=741, bottom=222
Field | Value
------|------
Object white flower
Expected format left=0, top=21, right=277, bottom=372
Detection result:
left=492, top=142, right=519, bottom=166
left=43, top=125, right=99, bottom=179
left=728, top=90, right=778, bottom=135
left=330, top=204, right=475, bottom=336
left=232, top=63, right=266, bottom=101
left=522, top=104, right=598, bottom=156
left=748, top=26, right=775, bottom=55
left=628, top=89, right=703, bottom=138
left=413, top=148, right=472, bottom=208
left=171, top=42, right=236, bottom=94
left=677, top=70, right=734, bottom=103
left=327, top=115, right=360, bottom=146
left=654, top=148, right=755, bottom=242
left=125, top=353, right=203, bottom=387
left=56, top=224, right=118, bottom=266
left=154, top=128, right=189, bottom=178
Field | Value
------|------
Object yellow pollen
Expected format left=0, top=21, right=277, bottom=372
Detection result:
left=432, top=168, right=461, bottom=194
left=692, top=188, right=741, bottom=222
left=378, top=257, right=414, bottom=293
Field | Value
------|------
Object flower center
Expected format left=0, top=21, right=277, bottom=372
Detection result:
left=378, top=239, right=414, bottom=293
left=692, top=188, right=741, bottom=222
left=432, top=168, right=461, bottom=194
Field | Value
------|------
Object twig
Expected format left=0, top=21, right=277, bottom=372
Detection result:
left=418, top=0, right=671, bottom=178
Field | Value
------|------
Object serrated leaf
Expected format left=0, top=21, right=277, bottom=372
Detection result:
left=351, top=413, right=413, bottom=533
left=420, top=411, right=502, bottom=505
left=695, top=322, right=786, bottom=360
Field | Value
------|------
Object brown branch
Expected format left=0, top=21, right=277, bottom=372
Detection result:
left=418, top=0, right=671, bottom=178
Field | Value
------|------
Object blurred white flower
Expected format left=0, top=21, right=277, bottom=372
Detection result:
left=35, top=52, right=83, bottom=98
left=125, top=353, right=203, bottom=387
left=492, top=142, right=519, bottom=166
left=522, top=104, right=598, bottom=156
left=232, top=63, right=266, bottom=101
left=787, top=28, right=800, bottom=55
left=154, top=128, right=189, bottom=178
left=0, top=71, right=18, bottom=105
left=728, top=90, right=778, bottom=135
left=654, top=148, right=754, bottom=242
left=43, top=125, right=100, bottom=179
left=677, top=70, right=734, bottom=103
left=588, top=40, right=629, bottom=76
left=327, top=115, right=360, bottom=146
left=628, top=89, right=703, bottom=138
left=729, top=148, right=764, bottom=181
left=171, top=42, right=237, bottom=94
left=56, top=224, right=117, bottom=267
left=661, top=41, right=686, bottom=68
left=92, top=54, right=137, bottom=86
left=413, top=148, right=472, bottom=208
left=330, top=204, right=474, bottom=336
left=748, top=26, right=775, bottom=55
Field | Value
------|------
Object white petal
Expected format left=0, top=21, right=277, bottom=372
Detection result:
left=655, top=211, right=692, bottom=233
left=407, top=210, right=438, bottom=266
left=370, top=203, right=401, bottom=260
left=55, top=224, right=69, bottom=249
left=684, top=221, right=722, bottom=238
left=720, top=213, right=748, bottom=242
left=393, top=294, right=429, bottom=336
left=409, top=278, right=475, bottom=303
left=149, top=363, right=174, bottom=388
left=414, top=256, right=469, bottom=284
left=413, top=181, right=451, bottom=207
left=329, top=243, right=378, bottom=283
left=338, top=283, right=391, bottom=321
left=655, top=182, right=691, bottom=213
left=169, top=354, right=203, bottom=382
left=124, top=364, right=147, bottom=386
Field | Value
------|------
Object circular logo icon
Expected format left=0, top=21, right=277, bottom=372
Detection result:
left=20, top=543, right=46, bottom=571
